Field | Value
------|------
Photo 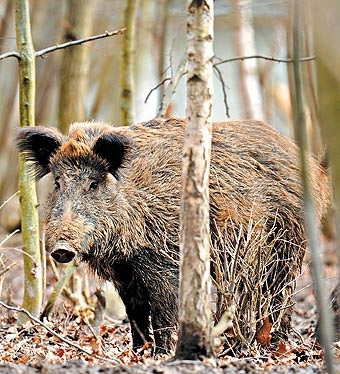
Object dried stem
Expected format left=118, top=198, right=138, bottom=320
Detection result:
left=40, top=259, right=79, bottom=320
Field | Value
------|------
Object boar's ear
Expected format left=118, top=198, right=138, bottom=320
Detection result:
left=16, top=126, right=64, bottom=179
left=92, top=133, right=132, bottom=177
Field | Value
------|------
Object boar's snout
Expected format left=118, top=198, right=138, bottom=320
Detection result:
left=51, top=241, right=76, bottom=263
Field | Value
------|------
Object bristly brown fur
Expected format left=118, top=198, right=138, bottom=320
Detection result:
left=16, top=118, right=329, bottom=355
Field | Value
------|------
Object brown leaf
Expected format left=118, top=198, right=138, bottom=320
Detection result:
left=18, top=354, right=31, bottom=364
left=89, top=336, right=103, bottom=355
left=55, top=348, right=65, bottom=357
left=256, top=316, right=272, bottom=346
left=273, top=341, right=289, bottom=357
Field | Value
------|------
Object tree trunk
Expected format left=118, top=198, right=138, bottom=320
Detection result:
left=58, top=0, right=96, bottom=133
left=15, top=0, right=43, bottom=323
left=290, top=1, right=335, bottom=372
left=232, top=0, right=263, bottom=119
left=120, top=0, right=138, bottom=126
left=175, top=0, right=214, bottom=360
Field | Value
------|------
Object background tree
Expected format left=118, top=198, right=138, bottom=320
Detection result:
left=232, top=0, right=263, bottom=119
left=58, top=0, right=96, bottom=133
left=176, top=0, right=214, bottom=360
left=120, top=0, right=138, bottom=126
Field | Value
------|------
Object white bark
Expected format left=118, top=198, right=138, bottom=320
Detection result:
left=176, top=0, right=214, bottom=359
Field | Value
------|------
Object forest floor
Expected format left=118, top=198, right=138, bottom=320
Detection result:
left=0, top=234, right=339, bottom=373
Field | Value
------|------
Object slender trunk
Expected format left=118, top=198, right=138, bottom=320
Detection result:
left=291, top=1, right=334, bottom=372
left=15, top=0, right=43, bottom=323
left=134, top=0, right=155, bottom=120
left=232, top=0, right=263, bottom=119
left=176, top=0, right=214, bottom=360
left=58, top=0, right=96, bottom=133
left=120, top=0, right=138, bottom=126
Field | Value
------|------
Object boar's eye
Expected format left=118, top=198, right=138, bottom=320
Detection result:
left=89, top=180, right=99, bottom=190
left=54, top=179, right=60, bottom=190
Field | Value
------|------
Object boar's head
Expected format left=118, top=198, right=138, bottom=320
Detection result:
left=16, top=123, right=142, bottom=269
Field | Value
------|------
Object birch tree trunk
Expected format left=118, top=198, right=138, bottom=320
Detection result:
left=175, top=0, right=214, bottom=360
left=120, top=0, right=138, bottom=126
left=15, top=0, right=43, bottom=323
left=232, top=0, right=263, bottom=119
left=58, top=0, right=96, bottom=133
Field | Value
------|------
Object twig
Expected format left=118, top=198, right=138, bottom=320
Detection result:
left=36, top=28, right=126, bottom=58
left=156, top=54, right=187, bottom=117
left=0, top=29, right=126, bottom=61
left=0, top=51, right=20, bottom=60
left=0, top=301, right=123, bottom=365
left=0, top=263, right=16, bottom=278
left=213, top=65, right=230, bottom=117
left=0, top=229, right=20, bottom=247
left=40, top=259, right=79, bottom=320
left=144, top=77, right=171, bottom=104
left=0, top=191, right=19, bottom=211
left=213, top=54, right=316, bottom=66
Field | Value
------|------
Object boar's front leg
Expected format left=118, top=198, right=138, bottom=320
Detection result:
left=111, top=262, right=153, bottom=351
left=121, top=289, right=153, bottom=351
left=134, top=249, right=179, bottom=355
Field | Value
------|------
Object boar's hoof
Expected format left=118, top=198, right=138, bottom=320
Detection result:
left=51, top=242, right=76, bottom=263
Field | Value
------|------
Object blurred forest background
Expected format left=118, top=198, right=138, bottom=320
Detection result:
left=0, top=0, right=339, bottom=322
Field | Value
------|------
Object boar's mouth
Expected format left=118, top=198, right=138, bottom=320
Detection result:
left=50, top=241, right=76, bottom=263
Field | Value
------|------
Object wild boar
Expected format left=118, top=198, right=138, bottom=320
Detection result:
left=16, top=118, right=329, bottom=354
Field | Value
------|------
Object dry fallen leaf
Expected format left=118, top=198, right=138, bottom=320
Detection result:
left=273, top=341, right=289, bottom=357
left=55, top=348, right=65, bottom=357
left=256, top=316, right=272, bottom=346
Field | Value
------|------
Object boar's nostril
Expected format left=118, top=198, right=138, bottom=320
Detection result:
left=51, top=244, right=76, bottom=263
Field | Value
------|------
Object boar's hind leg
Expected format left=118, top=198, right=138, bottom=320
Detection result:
left=264, top=218, right=305, bottom=341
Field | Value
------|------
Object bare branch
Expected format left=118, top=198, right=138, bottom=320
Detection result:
left=35, top=28, right=126, bottom=58
left=0, top=229, right=20, bottom=247
left=146, top=53, right=315, bottom=118
left=0, top=29, right=126, bottom=62
left=0, top=51, right=20, bottom=60
left=213, top=65, right=230, bottom=118
left=156, top=54, right=187, bottom=118
left=213, top=54, right=316, bottom=66
left=0, top=301, right=123, bottom=366
left=144, top=77, right=171, bottom=104
left=0, top=263, right=16, bottom=278
left=0, top=191, right=19, bottom=211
